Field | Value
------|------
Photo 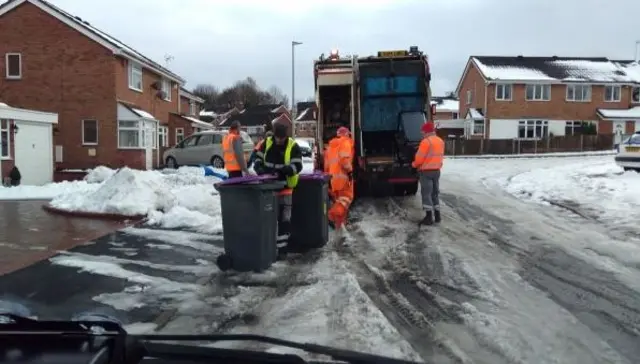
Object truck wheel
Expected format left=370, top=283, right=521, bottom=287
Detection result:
left=216, top=254, right=232, bottom=271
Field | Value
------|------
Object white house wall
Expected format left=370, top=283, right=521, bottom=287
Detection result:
left=489, top=119, right=569, bottom=139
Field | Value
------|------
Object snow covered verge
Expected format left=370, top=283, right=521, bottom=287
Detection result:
left=496, top=158, right=640, bottom=226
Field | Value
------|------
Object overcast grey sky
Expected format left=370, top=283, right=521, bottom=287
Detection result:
left=52, top=0, right=640, bottom=102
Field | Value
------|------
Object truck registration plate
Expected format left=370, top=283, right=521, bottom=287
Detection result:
left=626, top=146, right=640, bottom=152
left=378, top=50, right=408, bottom=57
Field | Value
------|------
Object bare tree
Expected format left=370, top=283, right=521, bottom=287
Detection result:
left=192, top=84, right=220, bottom=107
left=266, top=85, right=289, bottom=106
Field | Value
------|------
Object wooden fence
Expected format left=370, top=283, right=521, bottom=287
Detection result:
left=445, top=134, right=615, bottom=155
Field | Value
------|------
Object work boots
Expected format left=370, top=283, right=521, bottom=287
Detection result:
left=419, top=210, right=434, bottom=226
left=434, top=209, right=441, bottom=223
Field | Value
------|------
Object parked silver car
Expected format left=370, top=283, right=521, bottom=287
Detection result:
left=163, top=130, right=255, bottom=169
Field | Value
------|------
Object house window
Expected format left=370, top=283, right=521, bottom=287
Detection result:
left=452, top=112, right=459, bottom=119
left=566, top=84, right=591, bottom=102
left=466, top=90, right=472, bottom=105
left=472, top=120, right=484, bottom=135
left=189, top=102, right=196, bottom=115
left=0, top=119, right=10, bottom=158
left=161, top=79, right=171, bottom=101
left=82, top=119, right=98, bottom=145
left=128, top=61, right=143, bottom=91
left=632, top=87, right=640, bottom=103
left=176, top=128, right=184, bottom=144
left=118, top=120, right=140, bottom=148
left=518, top=120, right=549, bottom=139
left=5, top=53, right=21, bottom=79
left=604, top=85, right=621, bottom=102
left=565, top=121, right=585, bottom=136
left=495, top=84, right=512, bottom=101
left=525, top=84, right=551, bottom=101
left=158, top=126, right=168, bottom=147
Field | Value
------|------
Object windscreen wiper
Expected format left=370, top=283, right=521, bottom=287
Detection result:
left=0, top=314, right=422, bottom=364
left=139, top=334, right=421, bottom=364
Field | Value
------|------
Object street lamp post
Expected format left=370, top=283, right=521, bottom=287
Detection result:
left=292, top=40, right=302, bottom=135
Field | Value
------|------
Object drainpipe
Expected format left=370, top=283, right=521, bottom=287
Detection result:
left=484, top=81, right=489, bottom=139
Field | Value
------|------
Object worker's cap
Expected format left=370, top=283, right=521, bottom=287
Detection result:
left=421, top=122, right=435, bottom=134
left=273, top=123, right=288, bottom=138
left=336, top=127, right=350, bottom=137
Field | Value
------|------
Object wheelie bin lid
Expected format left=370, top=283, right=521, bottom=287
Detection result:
left=214, top=174, right=286, bottom=191
left=299, top=171, right=331, bottom=181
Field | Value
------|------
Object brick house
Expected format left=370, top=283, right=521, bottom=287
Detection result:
left=431, top=96, right=464, bottom=138
left=0, top=0, right=188, bottom=171
left=455, top=55, right=640, bottom=142
left=161, top=88, right=210, bottom=160
left=219, top=103, right=292, bottom=140
left=295, top=101, right=317, bottom=138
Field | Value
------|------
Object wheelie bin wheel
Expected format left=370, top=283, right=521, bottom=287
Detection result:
left=216, top=254, right=232, bottom=271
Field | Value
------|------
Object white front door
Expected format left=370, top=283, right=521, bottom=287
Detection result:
left=142, top=120, right=155, bottom=170
left=613, top=121, right=625, bottom=144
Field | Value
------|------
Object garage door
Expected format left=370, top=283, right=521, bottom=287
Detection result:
left=14, top=120, right=53, bottom=185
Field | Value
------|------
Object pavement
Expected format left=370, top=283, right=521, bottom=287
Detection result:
left=0, top=223, right=223, bottom=329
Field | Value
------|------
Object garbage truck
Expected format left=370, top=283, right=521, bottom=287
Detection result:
left=313, top=46, right=433, bottom=197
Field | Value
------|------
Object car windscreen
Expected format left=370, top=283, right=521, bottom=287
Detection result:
left=400, top=111, right=427, bottom=142
left=626, top=134, right=640, bottom=145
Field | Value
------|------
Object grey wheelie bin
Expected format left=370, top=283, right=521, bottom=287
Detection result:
left=288, top=172, right=330, bottom=253
left=214, top=179, right=286, bottom=272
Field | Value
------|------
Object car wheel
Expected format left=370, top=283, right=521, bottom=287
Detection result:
left=211, top=156, right=224, bottom=168
left=165, top=157, right=177, bottom=169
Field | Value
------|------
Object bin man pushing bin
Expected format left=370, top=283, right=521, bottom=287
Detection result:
left=253, top=123, right=304, bottom=253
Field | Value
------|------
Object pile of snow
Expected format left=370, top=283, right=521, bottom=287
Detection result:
left=498, top=158, right=640, bottom=226
left=50, top=166, right=226, bottom=234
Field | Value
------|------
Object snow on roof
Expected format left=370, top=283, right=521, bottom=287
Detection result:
left=431, top=98, right=459, bottom=112
left=131, top=108, right=156, bottom=120
left=183, top=116, right=213, bottom=129
left=472, top=56, right=640, bottom=83
left=0, top=0, right=184, bottom=83
left=296, top=107, right=316, bottom=121
left=179, top=88, right=205, bottom=103
left=466, top=108, right=483, bottom=119
left=596, top=106, right=640, bottom=119
left=199, top=110, right=217, bottom=117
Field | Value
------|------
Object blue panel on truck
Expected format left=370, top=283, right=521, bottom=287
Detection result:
left=363, top=76, right=419, bottom=96
left=361, top=96, right=424, bottom=132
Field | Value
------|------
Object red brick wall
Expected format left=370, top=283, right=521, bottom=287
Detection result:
left=179, top=95, right=201, bottom=116
left=0, top=2, right=120, bottom=170
left=458, top=62, right=489, bottom=136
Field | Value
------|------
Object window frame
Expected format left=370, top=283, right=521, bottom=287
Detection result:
left=0, top=119, right=11, bottom=159
left=525, top=84, right=551, bottom=101
left=175, top=127, right=185, bottom=145
left=452, top=112, right=459, bottom=119
left=495, top=84, right=512, bottom=101
left=466, top=90, right=472, bottom=105
left=81, top=119, right=98, bottom=145
left=632, top=86, right=640, bottom=103
left=566, top=84, right=591, bottom=102
left=128, top=61, right=143, bottom=92
left=158, top=126, right=168, bottom=147
left=189, top=101, right=197, bottom=115
left=5, top=53, right=22, bottom=79
left=472, top=120, right=484, bottom=135
left=604, top=85, right=621, bottom=102
left=117, top=120, right=141, bottom=149
left=518, top=120, right=549, bottom=140
left=161, top=78, right=171, bottom=101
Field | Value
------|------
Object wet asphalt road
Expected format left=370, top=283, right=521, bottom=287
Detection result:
left=0, top=227, right=222, bottom=327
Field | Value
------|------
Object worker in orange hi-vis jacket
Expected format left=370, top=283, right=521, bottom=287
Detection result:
left=325, top=127, right=355, bottom=231
left=411, top=122, right=445, bottom=226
